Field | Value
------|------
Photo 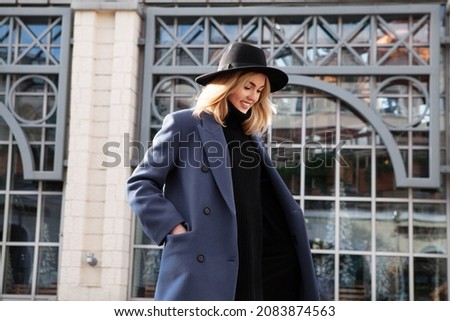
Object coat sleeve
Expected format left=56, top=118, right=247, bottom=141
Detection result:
left=126, top=113, right=185, bottom=245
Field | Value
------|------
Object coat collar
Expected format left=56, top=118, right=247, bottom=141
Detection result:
left=196, top=112, right=275, bottom=215
left=197, top=113, right=236, bottom=214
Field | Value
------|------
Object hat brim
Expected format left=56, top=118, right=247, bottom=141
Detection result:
left=195, top=66, right=288, bottom=93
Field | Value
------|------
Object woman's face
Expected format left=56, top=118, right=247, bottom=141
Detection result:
left=227, top=73, right=266, bottom=114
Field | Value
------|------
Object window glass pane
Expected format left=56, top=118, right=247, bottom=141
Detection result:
left=313, top=254, right=335, bottom=301
left=134, top=221, right=154, bottom=246
left=376, top=202, right=409, bottom=252
left=305, top=97, right=336, bottom=145
left=412, top=173, right=445, bottom=200
left=376, top=256, right=409, bottom=301
left=30, top=145, right=41, bottom=171
left=340, top=201, right=371, bottom=251
left=272, top=111, right=302, bottom=144
left=0, top=144, right=7, bottom=190
left=45, top=127, right=56, bottom=142
left=341, top=109, right=372, bottom=146
left=411, top=131, right=429, bottom=146
left=272, top=89, right=303, bottom=144
left=36, top=246, right=58, bottom=295
left=304, top=145, right=336, bottom=196
left=40, top=195, right=62, bottom=243
left=414, top=257, right=447, bottom=301
left=177, top=18, right=203, bottom=45
left=375, top=149, right=407, bottom=198
left=43, top=145, right=55, bottom=171
left=340, top=76, right=370, bottom=94
left=0, top=194, right=4, bottom=227
left=304, top=200, right=335, bottom=250
left=339, top=254, right=371, bottom=300
left=23, top=128, right=42, bottom=142
left=413, top=203, right=447, bottom=254
left=3, top=246, right=34, bottom=295
left=412, top=149, right=429, bottom=178
left=11, top=146, right=38, bottom=191
left=155, top=17, right=174, bottom=45
left=131, top=248, right=162, bottom=298
left=272, top=147, right=301, bottom=195
left=8, top=194, right=37, bottom=242
left=42, top=180, right=63, bottom=192
left=340, top=149, right=371, bottom=196
left=0, top=116, right=9, bottom=140
left=210, top=18, right=238, bottom=44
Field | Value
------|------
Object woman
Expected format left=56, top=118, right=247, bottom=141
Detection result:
left=126, top=42, right=319, bottom=301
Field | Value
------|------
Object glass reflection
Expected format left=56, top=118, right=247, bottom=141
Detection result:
left=210, top=18, right=239, bottom=44
left=8, top=195, right=37, bottom=242
left=304, top=200, right=335, bottom=250
left=412, top=174, right=445, bottom=200
left=36, top=246, right=58, bottom=295
left=0, top=116, right=9, bottom=140
left=0, top=195, right=4, bottom=224
left=413, top=203, right=447, bottom=254
left=3, top=246, right=34, bottom=294
left=40, top=195, right=62, bottom=243
left=304, top=145, right=335, bottom=196
left=0, top=144, right=7, bottom=190
left=339, top=254, right=371, bottom=300
left=339, top=149, right=371, bottom=196
left=376, top=256, right=409, bottom=300
left=412, top=150, right=429, bottom=178
left=272, top=147, right=301, bottom=196
left=178, top=19, right=203, bottom=45
left=152, top=77, right=197, bottom=123
left=134, top=220, right=155, bottom=246
left=313, top=254, right=335, bottom=301
left=375, top=149, right=408, bottom=198
left=414, top=257, right=447, bottom=301
left=131, top=248, right=162, bottom=298
left=305, top=97, right=336, bottom=145
left=155, top=17, right=174, bottom=45
left=375, top=77, right=428, bottom=127
left=340, top=109, right=372, bottom=146
left=11, top=146, right=38, bottom=191
left=272, top=112, right=302, bottom=144
left=340, top=202, right=371, bottom=251
left=340, top=76, right=370, bottom=95
left=376, top=203, right=409, bottom=252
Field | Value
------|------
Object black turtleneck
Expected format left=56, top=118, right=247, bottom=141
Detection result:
left=223, top=103, right=301, bottom=301
left=223, top=103, right=264, bottom=301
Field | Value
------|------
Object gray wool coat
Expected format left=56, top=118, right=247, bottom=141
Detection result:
left=126, top=109, right=320, bottom=301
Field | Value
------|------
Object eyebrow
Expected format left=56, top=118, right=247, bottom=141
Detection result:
left=248, top=81, right=265, bottom=89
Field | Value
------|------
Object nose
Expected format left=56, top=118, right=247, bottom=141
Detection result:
left=248, top=89, right=259, bottom=102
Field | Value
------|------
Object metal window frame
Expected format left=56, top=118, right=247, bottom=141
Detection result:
left=141, top=5, right=442, bottom=188
left=0, top=7, right=72, bottom=180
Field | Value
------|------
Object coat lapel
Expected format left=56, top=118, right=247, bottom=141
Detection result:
left=197, top=113, right=236, bottom=214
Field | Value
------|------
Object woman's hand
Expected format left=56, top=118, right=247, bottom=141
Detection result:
left=170, top=223, right=187, bottom=235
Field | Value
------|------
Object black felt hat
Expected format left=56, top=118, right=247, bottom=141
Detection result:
left=195, top=42, right=288, bottom=92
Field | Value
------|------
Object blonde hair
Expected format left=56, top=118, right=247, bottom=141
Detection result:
left=193, top=71, right=276, bottom=136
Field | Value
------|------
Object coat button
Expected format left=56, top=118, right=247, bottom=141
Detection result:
left=197, top=255, right=205, bottom=263
left=203, top=207, right=211, bottom=215
left=201, top=165, right=209, bottom=172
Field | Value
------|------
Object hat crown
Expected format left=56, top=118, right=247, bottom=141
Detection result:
left=195, top=42, right=288, bottom=92
left=218, top=43, right=268, bottom=71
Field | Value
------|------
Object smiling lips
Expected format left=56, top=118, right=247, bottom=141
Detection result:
left=240, top=100, right=253, bottom=108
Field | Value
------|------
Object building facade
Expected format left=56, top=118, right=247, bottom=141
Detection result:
left=0, top=0, right=449, bottom=301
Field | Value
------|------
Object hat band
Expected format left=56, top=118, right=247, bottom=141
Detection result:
left=222, top=62, right=267, bottom=70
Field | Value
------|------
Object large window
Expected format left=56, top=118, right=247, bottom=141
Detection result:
left=0, top=8, right=71, bottom=300
left=131, top=5, right=448, bottom=300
